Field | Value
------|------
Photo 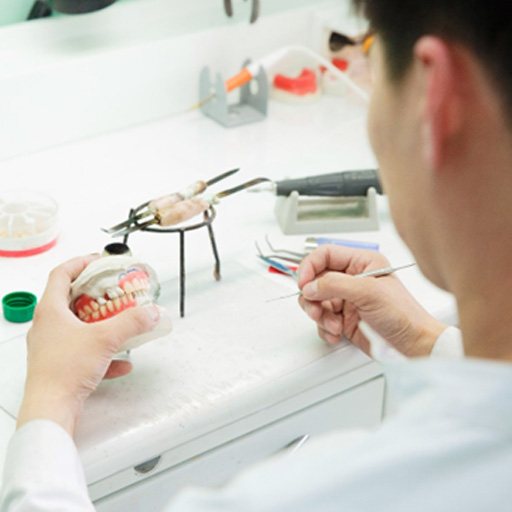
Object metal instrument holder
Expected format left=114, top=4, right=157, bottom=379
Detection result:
left=199, top=62, right=268, bottom=128
left=122, top=207, right=221, bottom=318
left=275, top=188, right=379, bottom=235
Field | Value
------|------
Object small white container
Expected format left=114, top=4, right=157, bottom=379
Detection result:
left=0, top=190, right=58, bottom=257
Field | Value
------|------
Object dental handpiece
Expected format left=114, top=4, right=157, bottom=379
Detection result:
left=274, top=169, right=382, bottom=197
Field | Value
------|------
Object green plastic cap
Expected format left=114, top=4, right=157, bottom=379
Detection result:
left=2, top=292, right=37, bottom=323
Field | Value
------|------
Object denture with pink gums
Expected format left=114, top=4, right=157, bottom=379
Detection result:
left=70, top=254, right=172, bottom=351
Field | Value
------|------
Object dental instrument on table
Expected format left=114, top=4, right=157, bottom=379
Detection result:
left=249, top=169, right=382, bottom=197
left=258, top=254, right=298, bottom=279
left=255, top=236, right=305, bottom=264
left=104, top=171, right=269, bottom=237
left=305, top=236, right=379, bottom=252
left=266, top=262, right=417, bottom=302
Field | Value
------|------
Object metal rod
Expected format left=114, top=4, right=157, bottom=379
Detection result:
left=265, top=235, right=305, bottom=259
left=206, top=168, right=240, bottom=187
left=224, top=0, right=233, bottom=17
left=179, top=230, right=185, bottom=318
left=266, top=263, right=416, bottom=302
left=122, top=209, right=134, bottom=245
left=215, top=178, right=271, bottom=200
left=250, top=0, right=260, bottom=23
left=206, top=211, right=221, bottom=281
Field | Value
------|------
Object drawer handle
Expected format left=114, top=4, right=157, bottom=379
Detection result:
left=134, top=455, right=161, bottom=474
left=283, top=434, right=310, bottom=454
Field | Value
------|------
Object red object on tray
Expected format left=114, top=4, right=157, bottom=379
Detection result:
left=331, top=58, right=349, bottom=71
left=268, top=265, right=298, bottom=276
left=273, top=68, right=318, bottom=95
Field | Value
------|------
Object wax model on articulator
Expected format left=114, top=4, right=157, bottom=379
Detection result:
left=70, top=243, right=172, bottom=351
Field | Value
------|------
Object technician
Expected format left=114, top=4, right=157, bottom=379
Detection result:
left=2, top=0, right=512, bottom=510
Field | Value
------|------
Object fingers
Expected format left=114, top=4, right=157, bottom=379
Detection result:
left=299, top=296, right=343, bottom=341
left=104, top=360, right=133, bottom=379
left=298, top=245, right=388, bottom=288
left=42, top=255, right=100, bottom=307
left=97, top=305, right=160, bottom=352
left=302, top=271, right=378, bottom=307
left=318, top=326, right=343, bottom=345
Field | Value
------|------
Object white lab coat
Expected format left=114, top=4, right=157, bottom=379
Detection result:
left=3, top=327, right=512, bottom=512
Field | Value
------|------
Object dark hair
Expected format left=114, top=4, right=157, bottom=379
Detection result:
left=354, top=0, right=512, bottom=121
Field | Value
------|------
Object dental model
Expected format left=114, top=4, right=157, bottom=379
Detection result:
left=70, top=244, right=172, bottom=351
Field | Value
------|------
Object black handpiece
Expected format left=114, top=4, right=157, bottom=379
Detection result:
left=275, top=169, right=383, bottom=197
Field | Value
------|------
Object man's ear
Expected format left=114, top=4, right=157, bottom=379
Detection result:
left=414, top=36, right=463, bottom=171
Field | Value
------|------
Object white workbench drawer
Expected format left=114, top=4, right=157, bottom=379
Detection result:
left=94, top=376, right=384, bottom=512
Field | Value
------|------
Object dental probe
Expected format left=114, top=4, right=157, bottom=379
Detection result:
left=103, top=168, right=240, bottom=235
left=266, top=263, right=417, bottom=302
left=250, top=170, right=382, bottom=197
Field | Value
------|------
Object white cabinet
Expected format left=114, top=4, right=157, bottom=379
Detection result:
left=94, top=377, right=384, bottom=512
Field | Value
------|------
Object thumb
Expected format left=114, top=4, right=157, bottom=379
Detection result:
left=302, top=271, right=378, bottom=306
left=98, top=305, right=160, bottom=350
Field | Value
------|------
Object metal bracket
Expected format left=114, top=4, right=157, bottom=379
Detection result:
left=200, top=63, right=268, bottom=128
left=223, top=0, right=260, bottom=24
left=275, top=188, right=380, bottom=235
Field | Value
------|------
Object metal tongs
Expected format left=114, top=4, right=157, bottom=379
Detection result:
left=103, top=168, right=269, bottom=237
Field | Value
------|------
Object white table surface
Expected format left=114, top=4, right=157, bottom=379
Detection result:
left=0, top=92, right=457, bottom=484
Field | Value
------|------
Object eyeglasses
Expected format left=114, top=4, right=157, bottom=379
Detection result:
left=362, top=33, right=376, bottom=55
left=328, top=31, right=376, bottom=56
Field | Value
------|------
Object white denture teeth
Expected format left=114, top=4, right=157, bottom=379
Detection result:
left=106, top=288, right=118, bottom=299
left=70, top=255, right=161, bottom=343
left=123, top=281, right=134, bottom=294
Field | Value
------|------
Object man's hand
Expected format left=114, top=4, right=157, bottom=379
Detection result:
left=17, top=256, right=161, bottom=436
left=298, top=246, right=446, bottom=357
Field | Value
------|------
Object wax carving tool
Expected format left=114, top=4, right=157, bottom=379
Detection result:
left=107, top=175, right=269, bottom=238
left=264, top=235, right=305, bottom=261
left=255, top=238, right=304, bottom=265
left=103, top=168, right=241, bottom=236
left=266, top=263, right=416, bottom=302
left=257, top=254, right=298, bottom=279
left=249, top=169, right=382, bottom=197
